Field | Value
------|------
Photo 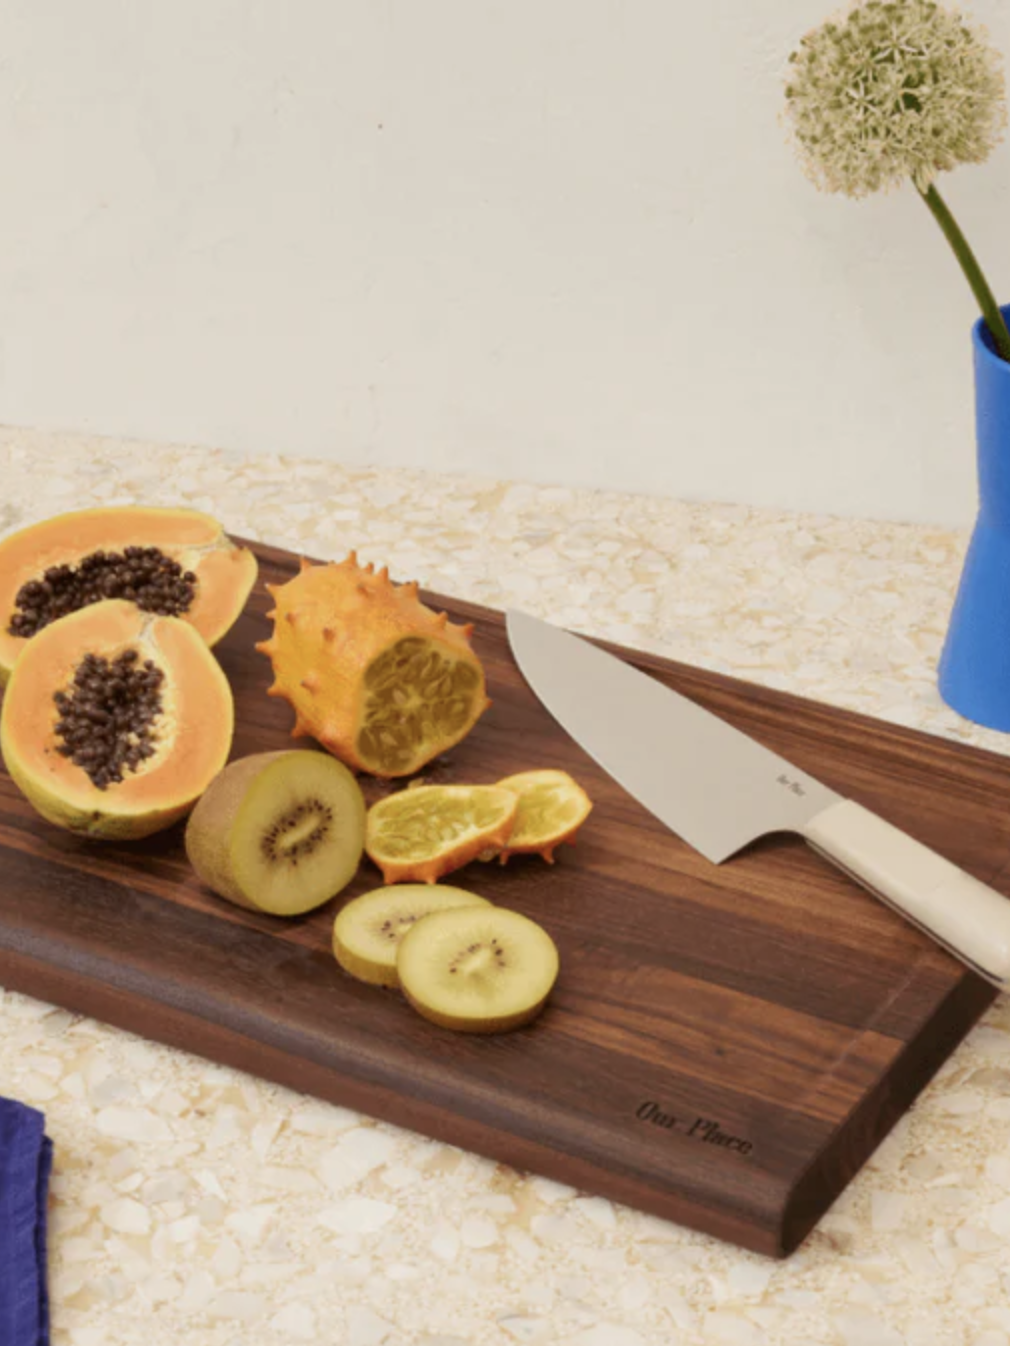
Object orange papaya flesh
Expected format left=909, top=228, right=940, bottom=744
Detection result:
left=0, top=599, right=234, bottom=839
left=0, top=506, right=257, bottom=685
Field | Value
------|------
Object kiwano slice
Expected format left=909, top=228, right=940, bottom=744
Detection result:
left=365, top=783, right=518, bottom=884
left=0, top=505, right=258, bottom=685
left=257, top=552, right=490, bottom=777
left=492, top=769, right=593, bottom=862
left=0, top=598, right=234, bottom=839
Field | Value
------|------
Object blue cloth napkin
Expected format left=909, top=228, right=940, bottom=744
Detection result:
left=0, top=1098, right=52, bottom=1346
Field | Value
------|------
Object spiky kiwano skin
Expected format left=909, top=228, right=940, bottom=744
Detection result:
left=255, top=552, right=490, bottom=777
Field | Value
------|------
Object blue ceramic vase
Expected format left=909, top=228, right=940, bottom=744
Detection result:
left=938, top=303, right=1010, bottom=730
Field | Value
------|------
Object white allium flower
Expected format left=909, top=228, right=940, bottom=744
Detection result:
left=784, top=0, right=1007, bottom=197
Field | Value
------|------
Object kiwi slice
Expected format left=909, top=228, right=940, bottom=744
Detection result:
left=332, top=884, right=491, bottom=987
left=185, top=750, right=366, bottom=916
left=396, top=906, right=560, bottom=1033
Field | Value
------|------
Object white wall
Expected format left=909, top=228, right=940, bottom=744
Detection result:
left=1, top=0, right=1009, bottom=526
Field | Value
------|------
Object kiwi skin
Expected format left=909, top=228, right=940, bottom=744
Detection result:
left=402, top=981, right=554, bottom=1034
left=184, top=749, right=364, bottom=914
left=336, top=937, right=400, bottom=989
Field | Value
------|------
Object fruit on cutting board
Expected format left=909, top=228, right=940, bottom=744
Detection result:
left=256, top=552, right=489, bottom=777
left=0, top=598, right=234, bottom=839
left=490, top=769, right=593, bottom=862
left=185, top=750, right=366, bottom=916
left=0, top=506, right=258, bottom=685
left=333, top=883, right=491, bottom=987
left=366, top=783, right=518, bottom=884
left=396, top=905, right=560, bottom=1032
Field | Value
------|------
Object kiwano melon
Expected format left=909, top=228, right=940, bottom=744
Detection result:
left=0, top=505, right=257, bottom=685
left=257, top=552, right=490, bottom=777
left=0, top=598, right=234, bottom=839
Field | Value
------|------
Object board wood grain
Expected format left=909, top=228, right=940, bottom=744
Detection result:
left=0, top=538, right=1004, bottom=1256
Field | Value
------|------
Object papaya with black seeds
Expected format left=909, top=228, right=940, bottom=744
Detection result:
left=0, top=599, right=234, bottom=839
left=0, top=505, right=257, bottom=685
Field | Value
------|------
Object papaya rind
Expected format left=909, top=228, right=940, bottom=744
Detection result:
left=3, top=749, right=196, bottom=840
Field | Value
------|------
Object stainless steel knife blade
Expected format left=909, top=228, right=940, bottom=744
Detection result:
left=505, top=609, right=840, bottom=861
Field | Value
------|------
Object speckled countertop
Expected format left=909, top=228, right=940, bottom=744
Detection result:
left=3, top=425, right=1010, bottom=1346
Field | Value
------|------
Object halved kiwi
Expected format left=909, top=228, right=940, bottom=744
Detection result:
left=185, top=750, right=366, bottom=915
left=396, top=905, right=560, bottom=1033
left=332, top=884, right=491, bottom=987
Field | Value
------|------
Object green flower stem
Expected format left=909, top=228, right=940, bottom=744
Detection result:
left=918, top=181, right=1010, bottom=362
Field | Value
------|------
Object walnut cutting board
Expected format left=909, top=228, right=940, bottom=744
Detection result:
left=0, top=538, right=1005, bottom=1257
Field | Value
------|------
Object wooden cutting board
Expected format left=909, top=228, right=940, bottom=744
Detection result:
left=0, top=538, right=1004, bottom=1257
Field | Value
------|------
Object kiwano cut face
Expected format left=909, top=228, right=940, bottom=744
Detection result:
left=0, top=599, right=234, bottom=839
left=0, top=506, right=258, bottom=684
left=257, top=552, right=490, bottom=778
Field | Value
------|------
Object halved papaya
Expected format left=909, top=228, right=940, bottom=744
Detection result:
left=0, top=506, right=257, bottom=685
left=0, top=599, right=234, bottom=839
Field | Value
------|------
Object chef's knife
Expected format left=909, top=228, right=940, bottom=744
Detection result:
left=506, top=609, right=1010, bottom=989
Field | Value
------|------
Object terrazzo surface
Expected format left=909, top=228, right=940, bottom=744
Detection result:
left=3, top=425, right=1010, bottom=1346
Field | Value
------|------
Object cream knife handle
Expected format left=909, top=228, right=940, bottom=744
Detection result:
left=801, top=799, right=1010, bottom=989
